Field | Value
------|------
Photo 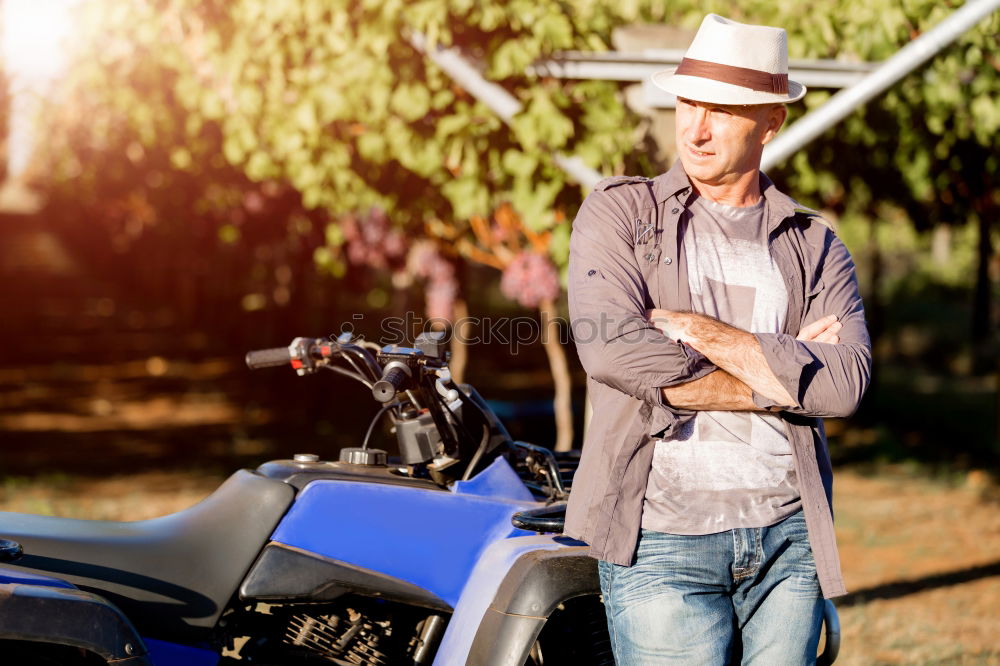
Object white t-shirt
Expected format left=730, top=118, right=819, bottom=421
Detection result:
left=642, top=195, right=802, bottom=535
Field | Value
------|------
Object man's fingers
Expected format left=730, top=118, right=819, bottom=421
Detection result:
left=804, top=315, right=837, bottom=336
left=809, top=321, right=843, bottom=344
left=796, top=315, right=838, bottom=341
left=647, top=308, right=674, bottom=337
left=813, top=330, right=841, bottom=344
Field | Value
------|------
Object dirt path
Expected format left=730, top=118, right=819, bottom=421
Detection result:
left=1, top=467, right=997, bottom=664
left=833, top=469, right=1000, bottom=665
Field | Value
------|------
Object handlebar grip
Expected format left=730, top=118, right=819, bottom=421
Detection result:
left=245, top=347, right=293, bottom=370
left=0, top=538, right=23, bottom=562
left=372, top=364, right=411, bottom=403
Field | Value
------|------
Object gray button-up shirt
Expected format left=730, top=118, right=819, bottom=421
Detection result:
left=565, top=161, right=872, bottom=598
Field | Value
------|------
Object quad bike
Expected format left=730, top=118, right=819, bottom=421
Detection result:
left=0, top=329, right=840, bottom=664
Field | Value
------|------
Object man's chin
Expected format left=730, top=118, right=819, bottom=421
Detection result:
left=678, top=158, right=721, bottom=187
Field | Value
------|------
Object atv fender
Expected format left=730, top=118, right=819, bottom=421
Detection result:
left=466, top=541, right=598, bottom=665
left=0, top=582, right=151, bottom=664
left=430, top=534, right=597, bottom=666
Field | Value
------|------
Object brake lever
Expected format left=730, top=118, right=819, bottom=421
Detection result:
left=433, top=368, right=460, bottom=404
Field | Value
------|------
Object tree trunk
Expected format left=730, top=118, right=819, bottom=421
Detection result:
left=971, top=211, right=994, bottom=375
left=866, top=214, right=885, bottom=345
left=970, top=203, right=998, bottom=444
left=861, top=213, right=884, bottom=419
left=540, top=298, right=574, bottom=451
left=450, top=297, right=469, bottom=385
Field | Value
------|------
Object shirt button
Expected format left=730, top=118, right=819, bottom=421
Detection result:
left=663, top=257, right=672, bottom=265
left=671, top=207, right=679, bottom=214
left=587, top=269, right=596, bottom=276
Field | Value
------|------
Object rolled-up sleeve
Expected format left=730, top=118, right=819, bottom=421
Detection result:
left=753, top=234, right=872, bottom=418
left=569, top=190, right=716, bottom=434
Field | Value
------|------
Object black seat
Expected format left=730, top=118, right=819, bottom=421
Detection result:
left=0, top=470, right=294, bottom=641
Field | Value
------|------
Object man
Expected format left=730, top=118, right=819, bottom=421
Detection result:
left=566, top=14, right=871, bottom=665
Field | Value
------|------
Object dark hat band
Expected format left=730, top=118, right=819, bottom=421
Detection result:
left=675, top=57, right=789, bottom=95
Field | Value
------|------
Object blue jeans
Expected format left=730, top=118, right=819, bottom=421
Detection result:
left=598, top=510, right=823, bottom=665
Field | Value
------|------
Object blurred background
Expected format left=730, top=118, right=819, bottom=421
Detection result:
left=0, top=0, right=996, bottom=663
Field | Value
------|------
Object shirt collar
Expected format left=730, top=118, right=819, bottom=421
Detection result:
left=651, top=161, right=693, bottom=204
left=653, top=161, right=798, bottom=220
left=759, top=171, right=797, bottom=220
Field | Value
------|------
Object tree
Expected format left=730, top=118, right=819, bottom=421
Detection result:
left=69, top=0, right=641, bottom=449
left=36, top=0, right=999, bottom=450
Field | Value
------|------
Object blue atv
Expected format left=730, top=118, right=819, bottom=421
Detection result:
left=0, top=330, right=840, bottom=665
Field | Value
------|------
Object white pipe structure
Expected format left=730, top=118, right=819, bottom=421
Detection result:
left=532, top=50, right=877, bottom=88
left=408, top=31, right=604, bottom=189
left=762, top=0, right=1000, bottom=171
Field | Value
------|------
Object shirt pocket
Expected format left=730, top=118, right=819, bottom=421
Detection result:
left=632, top=241, right=661, bottom=309
left=800, top=278, right=825, bottom=326
left=806, top=278, right=824, bottom=304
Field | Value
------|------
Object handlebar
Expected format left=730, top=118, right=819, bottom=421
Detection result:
left=372, top=362, right=412, bottom=403
left=245, top=347, right=293, bottom=370
left=244, top=331, right=525, bottom=488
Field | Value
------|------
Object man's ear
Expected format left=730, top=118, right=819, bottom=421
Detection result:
left=761, top=104, right=787, bottom=145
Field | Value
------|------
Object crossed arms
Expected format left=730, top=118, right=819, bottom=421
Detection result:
left=649, top=312, right=842, bottom=412
left=567, top=190, right=872, bottom=427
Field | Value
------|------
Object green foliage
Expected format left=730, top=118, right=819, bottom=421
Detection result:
left=768, top=1, right=999, bottom=233
left=52, top=0, right=657, bottom=271
left=41, top=0, right=999, bottom=279
left=28, top=0, right=334, bottom=330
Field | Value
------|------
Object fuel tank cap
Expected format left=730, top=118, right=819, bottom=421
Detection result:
left=339, top=447, right=388, bottom=466
left=292, top=453, right=320, bottom=463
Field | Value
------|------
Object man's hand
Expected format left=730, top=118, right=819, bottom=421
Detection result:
left=647, top=309, right=695, bottom=343
left=797, top=315, right=842, bottom=343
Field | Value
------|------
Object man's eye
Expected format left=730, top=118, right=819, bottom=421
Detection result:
left=711, top=107, right=732, bottom=116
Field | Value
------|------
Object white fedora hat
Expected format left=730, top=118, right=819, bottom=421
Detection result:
left=652, top=14, right=806, bottom=105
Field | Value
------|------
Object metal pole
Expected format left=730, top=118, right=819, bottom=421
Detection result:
left=408, top=31, right=604, bottom=189
left=762, top=0, right=1000, bottom=171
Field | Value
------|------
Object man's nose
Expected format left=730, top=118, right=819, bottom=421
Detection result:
left=685, top=108, right=711, bottom=142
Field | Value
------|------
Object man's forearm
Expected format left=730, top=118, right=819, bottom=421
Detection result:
left=652, top=311, right=797, bottom=407
left=661, top=369, right=763, bottom=411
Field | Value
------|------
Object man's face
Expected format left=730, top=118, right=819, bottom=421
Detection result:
left=674, top=98, right=786, bottom=189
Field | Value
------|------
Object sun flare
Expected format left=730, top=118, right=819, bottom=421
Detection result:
left=2, top=0, right=76, bottom=82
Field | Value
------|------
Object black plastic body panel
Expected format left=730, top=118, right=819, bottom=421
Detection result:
left=471, top=613, right=546, bottom=666
left=0, top=470, right=295, bottom=641
left=256, top=458, right=445, bottom=491
left=0, top=582, right=152, bottom=664
left=466, top=546, right=600, bottom=666
left=241, top=542, right=452, bottom=611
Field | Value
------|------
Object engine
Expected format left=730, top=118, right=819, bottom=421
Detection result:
left=220, top=598, right=446, bottom=666
left=284, top=607, right=392, bottom=665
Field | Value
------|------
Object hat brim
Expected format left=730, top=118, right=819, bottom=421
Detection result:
left=651, top=67, right=806, bottom=105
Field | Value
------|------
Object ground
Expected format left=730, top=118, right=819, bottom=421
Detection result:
left=1, top=466, right=998, bottom=664
left=831, top=468, right=1000, bottom=665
